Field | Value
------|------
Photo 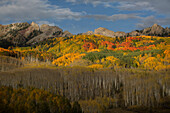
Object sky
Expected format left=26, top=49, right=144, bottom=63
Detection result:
left=0, top=0, right=170, bottom=34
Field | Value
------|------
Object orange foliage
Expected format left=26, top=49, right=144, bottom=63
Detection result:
left=83, top=41, right=97, bottom=51
left=117, top=42, right=131, bottom=47
left=126, top=37, right=141, bottom=42
left=101, top=41, right=116, bottom=50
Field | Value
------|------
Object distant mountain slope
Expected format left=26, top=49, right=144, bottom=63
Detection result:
left=129, top=24, right=170, bottom=36
left=83, top=24, right=170, bottom=37
left=0, top=22, right=73, bottom=48
left=83, top=27, right=126, bottom=37
left=0, top=22, right=169, bottom=48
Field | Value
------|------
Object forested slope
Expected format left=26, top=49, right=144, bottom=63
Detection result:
left=0, top=34, right=170, bottom=112
left=0, top=67, right=170, bottom=112
left=6, top=35, right=169, bottom=71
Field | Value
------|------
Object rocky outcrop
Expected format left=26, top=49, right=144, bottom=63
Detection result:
left=82, top=31, right=94, bottom=35
left=91, top=24, right=170, bottom=37
left=0, top=22, right=72, bottom=47
left=0, top=22, right=30, bottom=46
left=0, top=22, right=30, bottom=38
left=131, top=24, right=170, bottom=36
left=85, top=27, right=126, bottom=37
left=27, top=25, right=73, bottom=44
left=0, top=22, right=169, bottom=48
left=62, top=31, right=73, bottom=37
left=128, top=31, right=141, bottom=36
left=114, top=31, right=126, bottom=37
left=19, top=22, right=41, bottom=41
left=27, top=24, right=63, bottom=44
left=165, top=27, right=170, bottom=35
left=94, top=27, right=115, bottom=37
left=142, top=24, right=164, bottom=36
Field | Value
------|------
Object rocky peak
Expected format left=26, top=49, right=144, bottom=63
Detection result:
left=152, top=23, right=159, bottom=28
left=82, top=31, right=94, bottom=35
left=129, top=31, right=141, bottom=36
left=92, top=27, right=127, bottom=37
left=30, top=22, right=39, bottom=31
left=151, top=23, right=163, bottom=30
left=94, top=27, right=115, bottom=37
left=62, top=31, right=73, bottom=37
left=10, top=22, right=30, bottom=30
left=40, top=24, right=50, bottom=32
left=0, top=22, right=72, bottom=47
left=83, top=24, right=169, bottom=37
left=40, top=24, right=62, bottom=33
left=141, top=23, right=165, bottom=36
left=27, top=24, right=63, bottom=44
left=114, top=31, right=126, bottom=37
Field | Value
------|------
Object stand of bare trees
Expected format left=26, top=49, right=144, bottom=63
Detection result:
left=0, top=56, right=23, bottom=71
left=0, top=68, right=169, bottom=110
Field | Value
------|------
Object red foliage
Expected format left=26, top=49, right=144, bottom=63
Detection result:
left=117, top=42, right=131, bottom=48
left=101, top=41, right=116, bottom=50
left=126, top=37, right=141, bottom=42
left=148, top=45, right=155, bottom=48
left=83, top=41, right=97, bottom=51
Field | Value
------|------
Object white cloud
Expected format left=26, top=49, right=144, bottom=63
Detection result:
left=1, top=0, right=169, bottom=30
left=66, top=0, right=170, bottom=28
left=0, top=0, right=82, bottom=23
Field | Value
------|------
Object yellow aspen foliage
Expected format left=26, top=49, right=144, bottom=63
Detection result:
left=139, top=53, right=151, bottom=64
left=123, top=52, right=128, bottom=56
left=87, top=49, right=100, bottom=53
left=101, top=56, right=120, bottom=67
left=88, top=64, right=104, bottom=69
left=52, top=53, right=86, bottom=66
left=156, top=42, right=167, bottom=50
left=163, top=50, right=170, bottom=69
left=133, top=60, right=140, bottom=67
left=143, top=57, right=163, bottom=70
left=164, top=49, right=170, bottom=60
left=95, top=59, right=100, bottom=64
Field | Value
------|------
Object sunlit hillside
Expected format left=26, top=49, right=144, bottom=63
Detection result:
left=3, top=35, right=169, bottom=71
left=0, top=35, right=170, bottom=113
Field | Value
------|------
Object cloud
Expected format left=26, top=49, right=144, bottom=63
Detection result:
left=1, top=0, right=169, bottom=30
left=118, top=1, right=154, bottom=11
left=137, top=16, right=170, bottom=29
left=66, top=0, right=170, bottom=14
left=66, top=0, right=170, bottom=29
left=83, top=13, right=170, bottom=29
left=0, top=0, right=82, bottom=23
left=84, top=14, right=142, bottom=21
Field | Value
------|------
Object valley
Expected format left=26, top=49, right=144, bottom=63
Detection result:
left=0, top=23, right=170, bottom=113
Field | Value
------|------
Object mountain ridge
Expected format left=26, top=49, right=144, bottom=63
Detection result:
left=0, top=22, right=73, bottom=48
left=83, top=24, right=170, bottom=37
left=0, top=22, right=169, bottom=48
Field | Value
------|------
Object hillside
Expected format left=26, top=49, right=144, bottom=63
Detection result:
left=0, top=67, right=170, bottom=113
left=1, top=0, right=170, bottom=112
left=83, top=24, right=170, bottom=37
left=0, top=22, right=72, bottom=48
left=3, top=35, right=167, bottom=71
left=0, top=22, right=169, bottom=49
left=0, top=29, right=170, bottom=113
